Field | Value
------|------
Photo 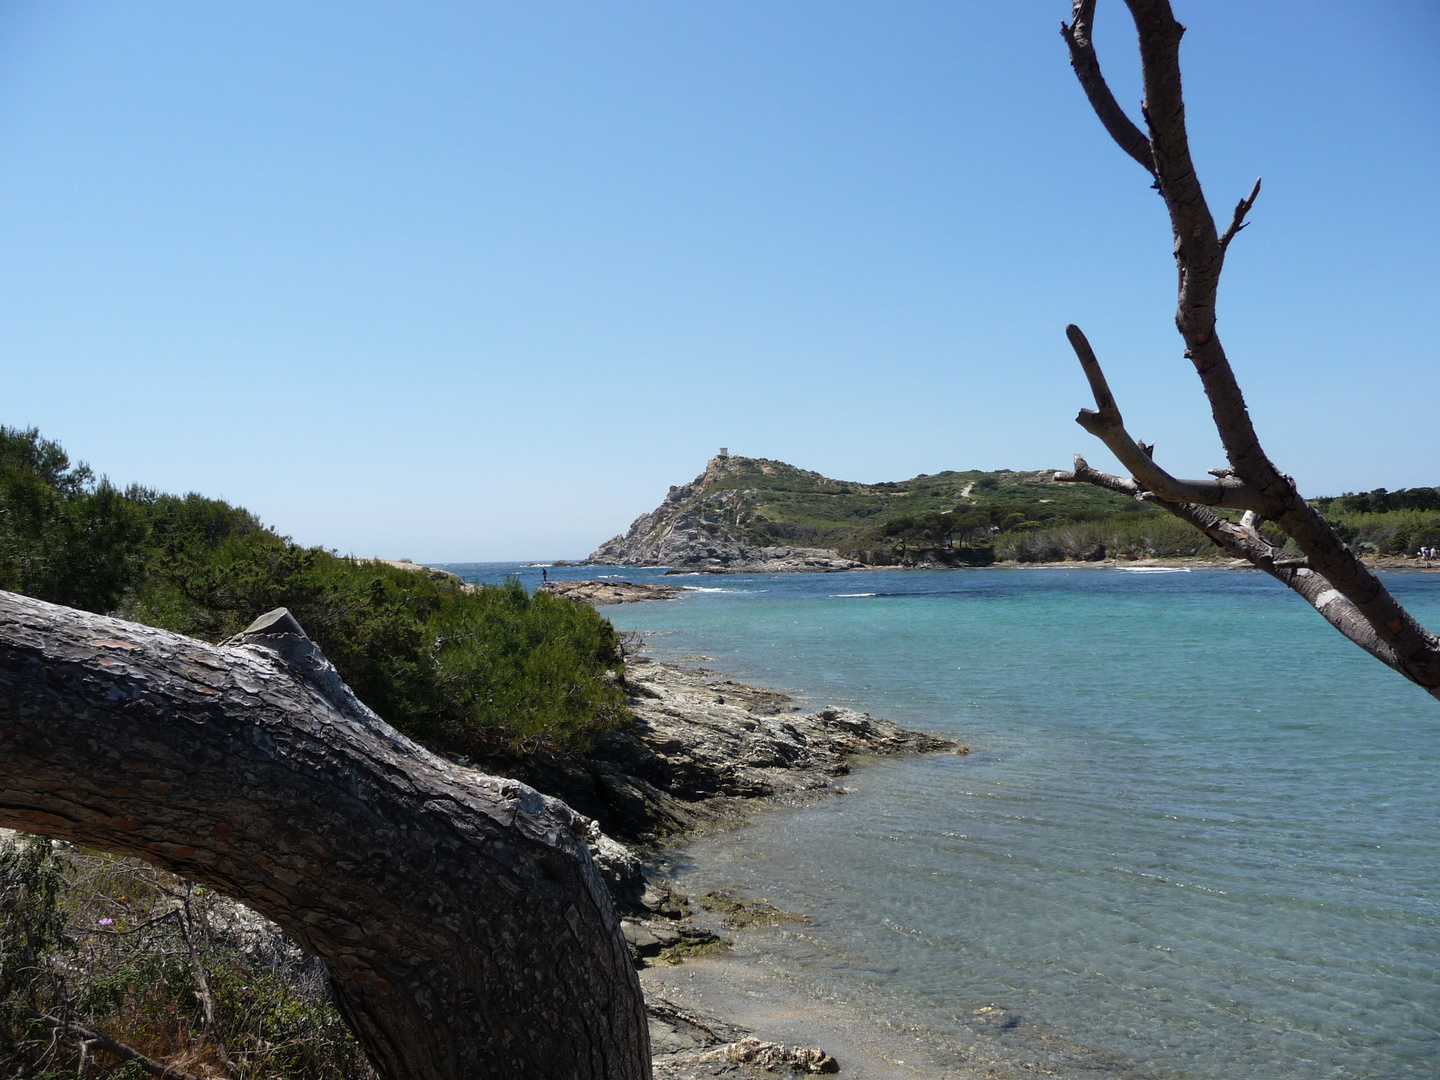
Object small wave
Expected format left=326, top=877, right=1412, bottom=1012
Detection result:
left=833, top=592, right=877, bottom=598
left=1121, top=566, right=1191, bottom=574
left=687, top=586, right=732, bottom=593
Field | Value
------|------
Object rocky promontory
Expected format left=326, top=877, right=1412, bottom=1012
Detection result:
left=585, top=455, right=866, bottom=573
left=582, top=454, right=1062, bottom=572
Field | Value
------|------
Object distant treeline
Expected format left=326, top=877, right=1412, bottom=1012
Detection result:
left=986, top=486, right=1440, bottom=563
left=838, top=480, right=1440, bottom=564
left=0, top=426, right=628, bottom=756
left=1313, top=487, right=1440, bottom=515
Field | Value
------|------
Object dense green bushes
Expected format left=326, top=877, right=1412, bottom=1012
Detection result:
left=989, top=504, right=1440, bottom=564
left=1314, top=505, right=1440, bottom=556
left=0, top=429, right=149, bottom=613
left=0, top=426, right=628, bottom=756
left=1313, top=486, right=1440, bottom=516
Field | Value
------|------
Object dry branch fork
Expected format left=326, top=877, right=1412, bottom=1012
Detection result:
left=1055, top=0, right=1440, bottom=697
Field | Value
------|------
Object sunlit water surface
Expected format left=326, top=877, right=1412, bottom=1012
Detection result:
left=449, top=563, right=1440, bottom=1079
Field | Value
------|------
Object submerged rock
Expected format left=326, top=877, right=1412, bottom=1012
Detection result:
left=695, top=1037, right=839, bottom=1074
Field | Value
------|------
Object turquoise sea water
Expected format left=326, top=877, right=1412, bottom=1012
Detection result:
left=449, top=564, right=1440, bottom=1078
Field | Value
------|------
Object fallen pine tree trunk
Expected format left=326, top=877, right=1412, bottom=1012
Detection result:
left=0, top=590, right=651, bottom=1080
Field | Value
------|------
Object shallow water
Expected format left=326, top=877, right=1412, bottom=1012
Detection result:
left=449, top=563, right=1440, bottom=1079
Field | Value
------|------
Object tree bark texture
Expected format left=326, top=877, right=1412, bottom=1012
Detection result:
left=0, top=591, right=652, bottom=1080
left=1057, top=0, right=1440, bottom=697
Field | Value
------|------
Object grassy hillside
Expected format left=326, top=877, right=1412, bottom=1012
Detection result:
left=655, top=455, right=1440, bottom=563
left=653, top=456, right=1173, bottom=563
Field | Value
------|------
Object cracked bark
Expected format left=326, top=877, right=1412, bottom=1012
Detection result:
left=0, top=591, right=653, bottom=1080
left=1057, top=0, right=1440, bottom=697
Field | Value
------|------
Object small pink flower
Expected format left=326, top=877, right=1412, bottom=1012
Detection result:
left=98, top=918, right=114, bottom=926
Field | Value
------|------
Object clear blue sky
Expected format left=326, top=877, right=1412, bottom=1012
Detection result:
left=2, top=2, right=1436, bottom=561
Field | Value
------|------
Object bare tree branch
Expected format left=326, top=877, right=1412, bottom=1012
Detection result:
left=1059, top=0, right=1440, bottom=696
left=1065, top=324, right=1266, bottom=510
left=1053, top=454, right=1143, bottom=497
left=1052, top=473, right=1408, bottom=674
left=1219, top=177, right=1262, bottom=253
left=1061, top=0, right=1157, bottom=177
left=1151, top=501, right=1407, bottom=674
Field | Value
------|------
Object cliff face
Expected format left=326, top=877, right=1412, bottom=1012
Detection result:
left=585, top=456, right=863, bottom=573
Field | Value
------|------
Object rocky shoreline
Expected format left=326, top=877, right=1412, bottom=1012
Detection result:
left=490, top=648, right=955, bottom=873
left=600, top=655, right=958, bottom=1077
left=579, top=654, right=1136, bottom=1078
left=468, top=599, right=958, bottom=1075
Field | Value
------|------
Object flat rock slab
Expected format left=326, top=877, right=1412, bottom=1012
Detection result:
left=540, top=580, right=687, bottom=605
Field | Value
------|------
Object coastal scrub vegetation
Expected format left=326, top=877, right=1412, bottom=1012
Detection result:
left=994, top=490, right=1440, bottom=564
left=0, top=425, right=629, bottom=757
left=1, top=835, right=373, bottom=1080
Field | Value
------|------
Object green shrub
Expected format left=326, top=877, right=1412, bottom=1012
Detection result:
left=0, top=838, right=72, bottom=1003
left=0, top=427, right=628, bottom=756
left=995, top=513, right=1217, bottom=562
left=0, top=429, right=148, bottom=612
left=1316, top=505, right=1440, bottom=556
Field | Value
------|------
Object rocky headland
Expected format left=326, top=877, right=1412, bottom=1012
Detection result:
left=584, top=453, right=1440, bottom=572
left=583, top=454, right=1080, bottom=572
left=584, top=455, right=871, bottom=573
